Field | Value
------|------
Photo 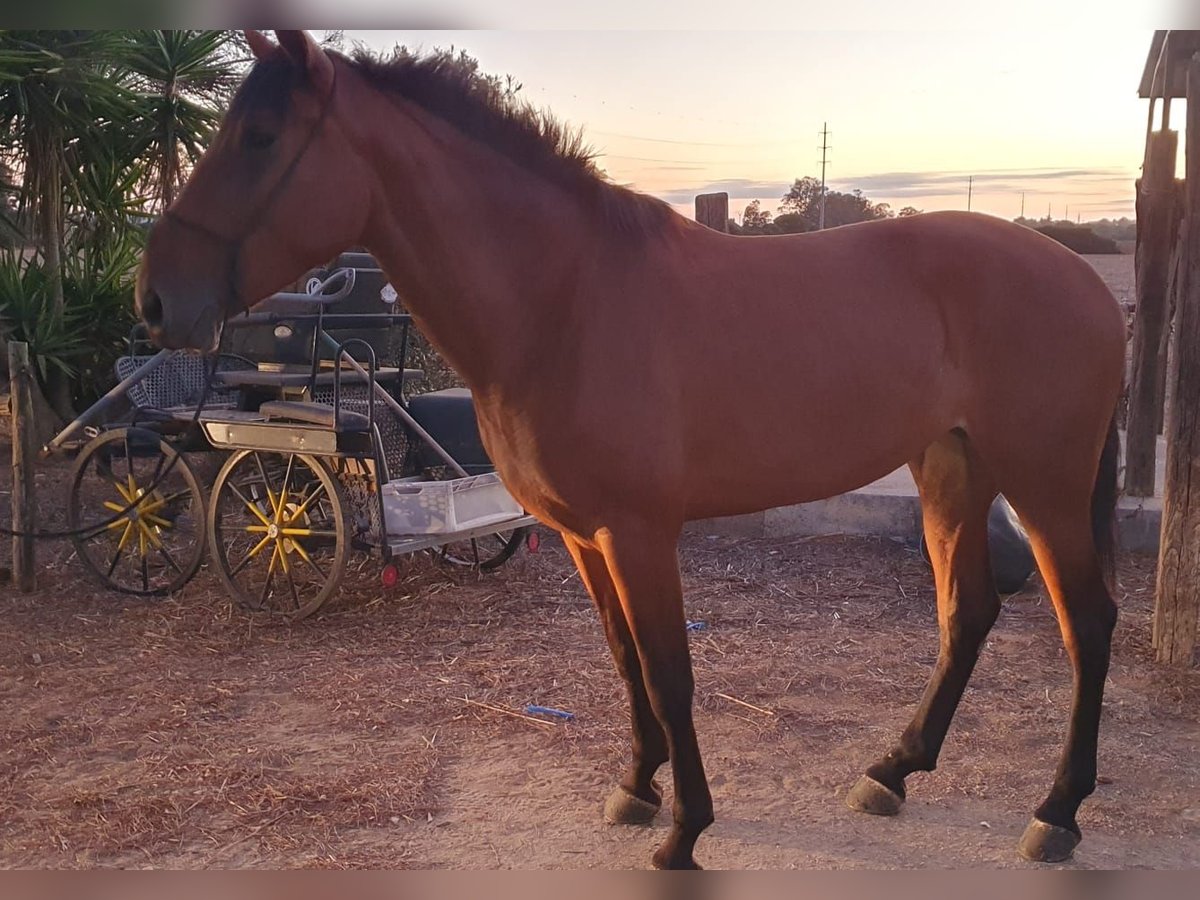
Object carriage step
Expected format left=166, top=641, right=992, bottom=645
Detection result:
left=259, top=400, right=371, bottom=433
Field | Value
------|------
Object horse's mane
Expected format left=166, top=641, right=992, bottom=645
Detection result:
left=346, top=47, right=675, bottom=237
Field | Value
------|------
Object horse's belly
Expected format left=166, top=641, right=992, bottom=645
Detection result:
left=680, top=372, right=952, bottom=520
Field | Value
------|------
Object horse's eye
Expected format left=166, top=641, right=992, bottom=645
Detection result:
left=244, top=129, right=276, bottom=151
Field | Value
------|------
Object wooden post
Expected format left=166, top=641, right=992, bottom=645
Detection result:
left=1157, top=179, right=1187, bottom=436
left=695, top=192, right=729, bottom=233
left=8, top=341, right=36, bottom=592
left=1153, top=53, right=1200, bottom=666
left=1127, top=129, right=1179, bottom=496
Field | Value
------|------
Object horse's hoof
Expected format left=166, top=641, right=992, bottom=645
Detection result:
left=603, top=785, right=661, bottom=825
left=1017, top=818, right=1081, bottom=863
left=651, top=848, right=702, bottom=870
left=845, top=775, right=905, bottom=817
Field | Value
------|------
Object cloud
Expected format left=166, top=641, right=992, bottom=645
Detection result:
left=652, top=167, right=1133, bottom=208
left=657, top=178, right=794, bottom=206
left=829, top=167, right=1130, bottom=199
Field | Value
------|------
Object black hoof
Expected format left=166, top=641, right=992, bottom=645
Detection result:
left=846, top=775, right=904, bottom=817
left=603, top=785, right=661, bottom=825
left=651, top=848, right=702, bottom=870
left=1017, top=818, right=1081, bottom=863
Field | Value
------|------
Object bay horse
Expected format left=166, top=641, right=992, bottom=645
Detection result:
left=137, top=30, right=1126, bottom=869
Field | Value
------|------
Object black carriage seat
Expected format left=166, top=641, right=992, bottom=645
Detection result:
left=258, top=400, right=371, bottom=433
left=406, top=388, right=493, bottom=474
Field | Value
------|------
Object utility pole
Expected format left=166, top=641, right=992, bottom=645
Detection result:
left=818, top=122, right=830, bottom=230
left=967, top=176, right=973, bottom=211
left=1020, top=192, right=1026, bottom=218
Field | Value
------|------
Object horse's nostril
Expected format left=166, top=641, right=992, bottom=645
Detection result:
left=141, top=289, right=164, bottom=328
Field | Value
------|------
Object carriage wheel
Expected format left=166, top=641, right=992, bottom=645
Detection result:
left=208, top=450, right=349, bottom=620
left=436, top=525, right=531, bottom=571
left=68, top=428, right=205, bottom=596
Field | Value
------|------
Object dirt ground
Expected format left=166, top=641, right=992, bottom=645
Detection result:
left=1082, top=254, right=1133, bottom=310
left=1, top=443, right=1198, bottom=870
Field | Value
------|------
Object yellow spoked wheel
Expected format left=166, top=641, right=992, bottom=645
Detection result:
left=208, top=450, right=348, bottom=620
left=68, top=428, right=206, bottom=596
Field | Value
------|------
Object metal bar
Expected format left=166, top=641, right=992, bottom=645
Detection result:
left=316, top=332, right=468, bottom=477
left=387, top=515, right=537, bottom=556
left=44, top=349, right=175, bottom=455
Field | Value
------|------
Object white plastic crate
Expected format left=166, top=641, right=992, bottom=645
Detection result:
left=381, top=472, right=524, bottom=535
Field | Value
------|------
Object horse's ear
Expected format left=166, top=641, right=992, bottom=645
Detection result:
left=244, top=30, right=276, bottom=62
left=275, top=30, right=334, bottom=95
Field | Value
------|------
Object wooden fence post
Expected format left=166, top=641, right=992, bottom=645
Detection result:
left=1153, top=53, right=1200, bottom=665
left=695, top=192, right=730, bottom=233
left=1127, top=129, right=1178, bottom=496
left=8, top=340, right=37, bottom=592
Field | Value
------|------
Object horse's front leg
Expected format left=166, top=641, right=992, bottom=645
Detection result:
left=562, top=534, right=668, bottom=823
left=595, top=523, right=714, bottom=870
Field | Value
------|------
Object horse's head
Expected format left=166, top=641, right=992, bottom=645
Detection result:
left=137, top=30, right=371, bottom=350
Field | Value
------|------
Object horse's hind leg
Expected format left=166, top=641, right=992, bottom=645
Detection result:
left=1002, top=496, right=1117, bottom=863
left=848, top=429, right=1001, bottom=816
left=562, top=534, right=669, bottom=824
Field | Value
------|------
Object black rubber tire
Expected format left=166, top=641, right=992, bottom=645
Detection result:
left=435, top=525, right=530, bottom=571
left=68, top=427, right=206, bottom=596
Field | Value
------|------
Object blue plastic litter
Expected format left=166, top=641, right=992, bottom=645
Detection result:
left=524, top=705, right=575, bottom=721
left=686, top=620, right=708, bottom=632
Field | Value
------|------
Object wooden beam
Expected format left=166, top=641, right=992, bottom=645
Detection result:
left=695, top=192, right=729, bottom=233
left=8, top=341, right=36, bottom=592
left=1127, top=129, right=1179, bottom=496
left=1153, top=53, right=1200, bottom=666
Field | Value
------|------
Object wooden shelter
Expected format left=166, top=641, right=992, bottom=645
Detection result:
left=1134, top=31, right=1200, bottom=665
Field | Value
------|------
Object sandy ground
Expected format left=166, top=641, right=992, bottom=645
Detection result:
left=1, top=444, right=1197, bottom=869
left=1083, top=254, right=1134, bottom=310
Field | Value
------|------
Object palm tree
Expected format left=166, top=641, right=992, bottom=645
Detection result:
left=122, top=30, right=244, bottom=211
left=0, top=30, right=243, bottom=418
left=0, top=30, right=139, bottom=415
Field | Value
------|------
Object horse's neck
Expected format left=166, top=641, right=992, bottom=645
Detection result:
left=353, top=97, right=590, bottom=395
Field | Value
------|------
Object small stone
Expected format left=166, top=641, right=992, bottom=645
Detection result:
left=1097, top=775, right=1114, bottom=785
left=31, top=652, right=42, bottom=665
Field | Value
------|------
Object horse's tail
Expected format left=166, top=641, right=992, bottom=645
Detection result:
left=1091, top=409, right=1121, bottom=585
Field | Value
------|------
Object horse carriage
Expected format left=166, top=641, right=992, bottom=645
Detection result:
left=47, top=253, right=537, bottom=619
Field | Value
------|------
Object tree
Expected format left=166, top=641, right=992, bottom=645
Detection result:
left=772, top=212, right=809, bottom=234
left=121, top=30, right=244, bottom=211
left=780, top=175, right=896, bottom=230
left=740, top=199, right=773, bottom=232
left=779, top=176, right=822, bottom=220
left=0, top=30, right=244, bottom=417
left=0, top=30, right=140, bottom=415
left=898, top=206, right=922, bottom=217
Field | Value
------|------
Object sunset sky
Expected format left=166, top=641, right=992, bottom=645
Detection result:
left=346, top=28, right=1156, bottom=223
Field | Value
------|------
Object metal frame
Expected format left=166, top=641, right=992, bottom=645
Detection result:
left=47, top=266, right=534, bottom=582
